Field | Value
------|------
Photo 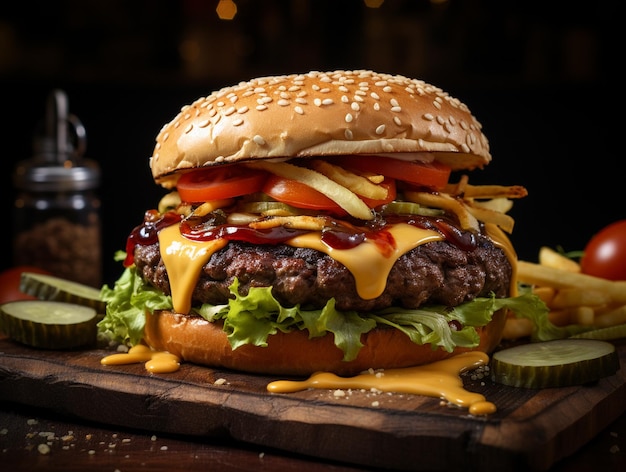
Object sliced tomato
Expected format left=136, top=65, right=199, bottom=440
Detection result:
left=334, top=155, right=451, bottom=190
left=177, top=166, right=268, bottom=202
left=262, top=175, right=346, bottom=215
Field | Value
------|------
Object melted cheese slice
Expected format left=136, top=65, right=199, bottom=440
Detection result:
left=484, top=223, right=518, bottom=296
left=287, top=223, right=442, bottom=300
left=158, top=221, right=517, bottom=314
left=159, top=225, right=227, bottom=313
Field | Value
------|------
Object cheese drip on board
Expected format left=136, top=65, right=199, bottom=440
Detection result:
left=268, top=351, right=496, bottom=416
left=101, top=344, right=181, bottom=373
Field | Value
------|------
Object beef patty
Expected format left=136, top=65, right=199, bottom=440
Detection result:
left=133, top=231, right=512, bottom=313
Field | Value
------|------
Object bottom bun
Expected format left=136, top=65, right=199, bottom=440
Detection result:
left=143, top=309, right=507, bottom=376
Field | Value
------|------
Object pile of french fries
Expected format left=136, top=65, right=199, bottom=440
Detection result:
left=504, top=246, right=626, bottom=339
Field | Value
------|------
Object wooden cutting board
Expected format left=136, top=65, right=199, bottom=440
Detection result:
left=1, top=334, right=625, bottom=471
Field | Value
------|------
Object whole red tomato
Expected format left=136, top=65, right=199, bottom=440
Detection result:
left=0, top=266, right=51, bottom=304
left=580, top=220, right=626, bottom=281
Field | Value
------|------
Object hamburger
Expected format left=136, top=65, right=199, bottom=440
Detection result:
left=99, top=69, right=537, bottom=376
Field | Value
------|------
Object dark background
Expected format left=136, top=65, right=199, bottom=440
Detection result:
left=0, top=0, right=621, bottom=287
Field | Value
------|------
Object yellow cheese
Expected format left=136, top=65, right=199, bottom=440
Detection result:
left=158, top=225, right=227, bottom=314
left=157, top=221, right=517, bottom=314
left=484, top=223, right=518, bottom=296
left=287, top=223, right=442, bottom=300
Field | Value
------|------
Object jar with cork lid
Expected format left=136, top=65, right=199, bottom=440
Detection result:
left=12, top=90, right=102, bottom=287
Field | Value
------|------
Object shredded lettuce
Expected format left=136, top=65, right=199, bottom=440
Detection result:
left=98, top=253, right=548, bottom=360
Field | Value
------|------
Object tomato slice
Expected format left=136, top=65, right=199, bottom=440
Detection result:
left=177, top=166, right=268, bottom=202
left=334, top=155, right=451, bottom=190
left=262, top=175, right=346, bottom=215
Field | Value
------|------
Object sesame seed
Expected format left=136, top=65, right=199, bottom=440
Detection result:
left=277, top=99, right=290, bottom=106
left=370, top=92, right=380, bottom=100
left=322, top=98, right=334, bottom=105
left=320, top=88, right=330, bottom=93
left=295, top=97, right=307, bottom=104
left=314, top=98, right=322, bottom=106
left=341, top=95, right=349, bottom=103
left=423, top=113, right=434, bottom=121
left=184, top=124, right=193, bottom=134
left=256, top=105, right=268, bottom=111
left=383, top=86, right=392, bottom=92
left=237, top=106, right=249, bottom=114
left=253, top=135, right=265, bottom=145
left=217, top=101, right=225, bottom=107
left=345, top=129, right=353, bottom=140
left=339, top=86, right=349, bottom=92
left=436, top=116, right=445, bottom=125
left=224, top=106, right=236, bottom=116
left=312, top=84, right=320, bottom=91
left=288, top=86, right=300, bottom=92
left=351, top=102, right=360, bottom=111
left=433, top=100, right=442, bottom=110
left=390, top=98, right=399, bottom=107
left=355, top=90, right=367, bottom=96
left=232, top=118, right=244, bottom=126
left=461, top=143, right=470, bottom=153
left=375, top=124, right=386, bottom=135
left=391, top=106, right=401, bottom=113
left=198, top=119, right=210, bottom=128
left=444, top=122, right=453, bottom=133
left=294, top=106, right=304, bottom=114
left=393, top=116, right=401, bottom=126
left=353, top=95, right=364, bottom=102
left=345, top=113, right=353, bottom=123
left=373, top=103, right=380, bottom=111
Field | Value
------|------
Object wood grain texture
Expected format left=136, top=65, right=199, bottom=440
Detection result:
left=1, top=336, right=624, bottom=471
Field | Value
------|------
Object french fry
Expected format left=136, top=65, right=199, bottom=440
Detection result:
left=571, top=306, right=596, bottom=325
left=245, top=161, right=373, bottom=220
left=309, top=160, right=388, bottom=200
left=538, top=246, right=581, bottom=273
left=533, top=286, right=556, bottom=305
left=517, top=260, right=626, bottom=304
left=249, top=215, right=327, bottom=231
left=550, top=288, right=612, bottom=309
left=502, top=317, right=534, bottom=339
left=594, top=304, right=626, bottom=328
left=443, top=182, right=528, bottom=199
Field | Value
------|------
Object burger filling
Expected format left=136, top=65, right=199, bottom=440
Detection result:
left=98, top=154, right=543, bottom=361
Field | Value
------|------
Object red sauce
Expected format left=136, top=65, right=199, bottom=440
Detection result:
left=124, top=209, right=479, bottom=267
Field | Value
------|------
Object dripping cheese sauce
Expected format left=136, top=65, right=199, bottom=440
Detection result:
left=101, top=347, right=495, bottom=416
left=104, top=208, right=517, bottom=416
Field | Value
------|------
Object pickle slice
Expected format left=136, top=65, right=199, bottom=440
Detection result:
left=20, top=272, right=106, bottom=315
left=490, top=339, right=620, bottom=388
left=571, top=324, right=626, bottom=341
left=0, top=300, right=97, bottom=349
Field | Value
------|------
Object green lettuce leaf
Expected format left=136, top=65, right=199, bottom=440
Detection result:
left=97, top=253, right=548, bottom=360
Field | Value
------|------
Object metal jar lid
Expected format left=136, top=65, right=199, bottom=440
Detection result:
left=13, top=89, right=100, bottom=193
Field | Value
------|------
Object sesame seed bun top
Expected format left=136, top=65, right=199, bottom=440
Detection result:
left=150, top=70, right=491, bottom=188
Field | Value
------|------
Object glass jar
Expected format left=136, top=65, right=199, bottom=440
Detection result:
left=12, top=90, right=102, bottom=287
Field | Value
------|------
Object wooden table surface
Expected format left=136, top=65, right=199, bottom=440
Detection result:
left=1, top=399, right=625, bottom=471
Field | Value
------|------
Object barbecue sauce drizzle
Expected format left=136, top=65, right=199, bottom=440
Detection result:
left=124, top=209, right=477, bottom=267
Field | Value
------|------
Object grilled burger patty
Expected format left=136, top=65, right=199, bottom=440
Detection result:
left=133, top=231, right=511, bottom=313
